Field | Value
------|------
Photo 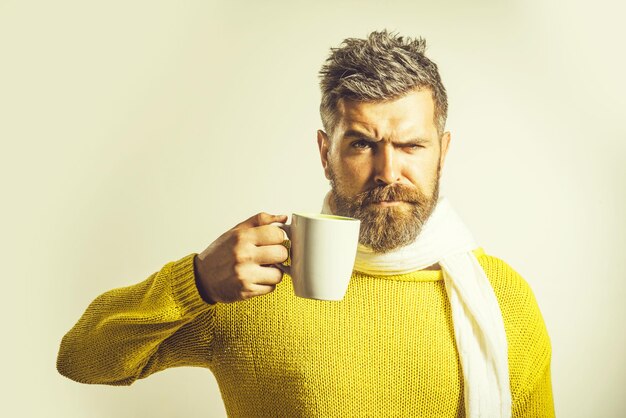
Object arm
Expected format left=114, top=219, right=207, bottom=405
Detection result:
left=57, top=212, right=289, bottom=386
left=510, top=286, right=555, bottom=418
left=56, top=253, right=215, bottom=386
left=478, top=254, right=555, bottom=417
left=513, top=354, right=555, bottom=417
left=512, top=281, right=554, bottom=418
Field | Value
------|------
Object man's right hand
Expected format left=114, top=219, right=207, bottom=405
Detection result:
left=193, top=212, right=290, bottom=304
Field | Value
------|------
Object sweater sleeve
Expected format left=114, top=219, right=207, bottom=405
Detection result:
left=56, top=253, right=215, bottom=386
left=513, top=352, right=555, bottom=417
left=478, top=254, right=555, bottom=418
left=509, top=280, right=555, bottom=418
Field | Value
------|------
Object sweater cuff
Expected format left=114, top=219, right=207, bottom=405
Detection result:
left=169, top=253, right=214, bottom=318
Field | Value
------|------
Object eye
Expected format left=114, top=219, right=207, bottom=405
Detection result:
left=405, top=144, right=424, bottom=150
left=351, top=140, right=372, bottom=149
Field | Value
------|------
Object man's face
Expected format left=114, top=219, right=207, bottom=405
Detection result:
left=317, top=88, right=451, bottom=253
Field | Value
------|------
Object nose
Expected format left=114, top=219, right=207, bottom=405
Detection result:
left=374, top=143, right=401, bottom=185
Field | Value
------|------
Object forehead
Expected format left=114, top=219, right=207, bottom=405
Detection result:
left=335, top=88, right=437, bottom=138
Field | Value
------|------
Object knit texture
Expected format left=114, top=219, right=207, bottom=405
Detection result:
left=57, top=247, right=554, bottom=417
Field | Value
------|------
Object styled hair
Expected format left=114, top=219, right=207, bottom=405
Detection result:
left=318, top=30, right=448, bottom=138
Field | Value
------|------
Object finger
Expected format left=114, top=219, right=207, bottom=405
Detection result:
left=249, top=265, right=285, bottom=285
left=243, top=282, right=278, bottom=299
left=249, top=225, right=290, bottom=246
left=252, top=244, right=289, bottom=265
left=233, top=212, right=288, bottom=231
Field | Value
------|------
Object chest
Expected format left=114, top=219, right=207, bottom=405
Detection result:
left=209, top=278, right=464, bottom=416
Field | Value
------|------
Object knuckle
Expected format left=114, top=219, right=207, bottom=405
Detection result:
left=234, top=250, right=250, bottom=264
left=233, top=229, right=248, bottom=244
left=233, top=263, right=247, bottom=278
left=275, top=228, right=287, bottom=243
left=259, top=211, right=276, bottom=225
left=240, top=290, right=254, bottom=300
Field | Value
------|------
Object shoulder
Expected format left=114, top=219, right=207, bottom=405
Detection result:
left=473, top=249, right=548, bottom=333
left=474, top=249, right=540, bottom=311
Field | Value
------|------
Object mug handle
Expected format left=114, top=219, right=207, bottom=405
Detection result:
left=273, top=223, right=291, bottom=276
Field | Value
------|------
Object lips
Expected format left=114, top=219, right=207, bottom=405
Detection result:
left=372, top=200, right=404, bottom=206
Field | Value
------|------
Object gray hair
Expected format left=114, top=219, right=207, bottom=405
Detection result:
left=318, top=30, right=448, bottom=138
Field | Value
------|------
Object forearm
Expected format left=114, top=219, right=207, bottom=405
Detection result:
left=57, top=253, right=214, bottom=385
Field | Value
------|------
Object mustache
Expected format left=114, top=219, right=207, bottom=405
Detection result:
left=353, top=184, right=422, bottom=205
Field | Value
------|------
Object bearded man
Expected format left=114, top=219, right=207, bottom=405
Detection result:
left=57, top=30, right=555, bottom=417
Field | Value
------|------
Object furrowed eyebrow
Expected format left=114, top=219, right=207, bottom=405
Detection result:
left=343, top=129, right=431, bottom=145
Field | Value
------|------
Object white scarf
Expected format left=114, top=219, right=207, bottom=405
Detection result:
left=321, top=191, right=512, bottom=418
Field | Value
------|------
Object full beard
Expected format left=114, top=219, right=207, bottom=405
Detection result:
left=328, top=166, right=440, bottom=254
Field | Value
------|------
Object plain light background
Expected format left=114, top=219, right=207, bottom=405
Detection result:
left=1, top=0, right=624, bottom=417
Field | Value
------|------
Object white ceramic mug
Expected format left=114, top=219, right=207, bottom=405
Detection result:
left=275, top=213, right=361, bottom=301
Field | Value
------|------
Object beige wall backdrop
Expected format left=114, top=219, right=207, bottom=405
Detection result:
left=1, top=0, right=624, bottom=416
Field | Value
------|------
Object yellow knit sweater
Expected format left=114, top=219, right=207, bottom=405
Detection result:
left=57, top=247, right=554, bottom=417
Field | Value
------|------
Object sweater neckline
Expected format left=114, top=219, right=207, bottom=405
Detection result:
left=353, top=247, right=485, bottom=282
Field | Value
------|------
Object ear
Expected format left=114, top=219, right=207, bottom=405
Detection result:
left=317, top=130, right=332, bottom=180
left=439, top=131, right=451, bottom=170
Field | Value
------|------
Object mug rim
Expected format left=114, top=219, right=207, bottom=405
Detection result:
left=293, top=212, right=360, bottom=222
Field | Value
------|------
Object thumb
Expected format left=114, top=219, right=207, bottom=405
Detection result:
left=233, top=212, right=288, bottom=230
